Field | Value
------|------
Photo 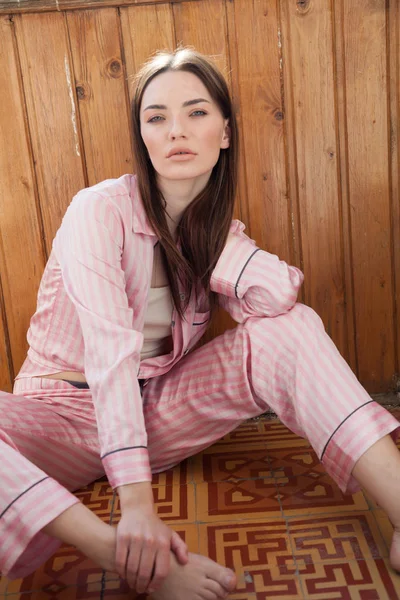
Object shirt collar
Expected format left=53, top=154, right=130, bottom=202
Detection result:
left=130, top=174, right=157, bottom=236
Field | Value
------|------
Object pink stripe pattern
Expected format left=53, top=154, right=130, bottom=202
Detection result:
left=1, top=173, right=398, bottom=579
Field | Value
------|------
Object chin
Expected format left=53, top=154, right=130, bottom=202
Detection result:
left=160, top=167, right=211, bottom=181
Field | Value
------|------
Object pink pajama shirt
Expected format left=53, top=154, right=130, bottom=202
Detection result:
left=0, top=174, right=398, bottom=579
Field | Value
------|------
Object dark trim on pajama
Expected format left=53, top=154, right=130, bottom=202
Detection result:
left=320, top=400, right=375, bottom=460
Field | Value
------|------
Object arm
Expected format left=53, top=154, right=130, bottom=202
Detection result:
left=53, top=190, right=150, bottom=490
left=54, top=191, right=188, bottom=592
left=211, top=221, right=304, bottom=322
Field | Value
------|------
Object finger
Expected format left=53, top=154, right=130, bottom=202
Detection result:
left=125, top=541, right=141, bottom=590
left=170, top=531, right=189, bottom=565
left=115, top=535, right=130, bottom=580
left=135, top=539, right=157, bottom=594
left=147, top=543, right=171, bottom=593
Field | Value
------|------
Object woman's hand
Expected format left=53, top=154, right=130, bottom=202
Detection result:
left=115, top=482, right=188, bottom=594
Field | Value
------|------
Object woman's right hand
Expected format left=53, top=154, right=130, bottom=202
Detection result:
left=115, top=482, right=188, bottom=594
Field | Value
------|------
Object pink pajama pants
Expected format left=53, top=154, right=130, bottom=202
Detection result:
left=1, top=304, right=399, bottom=579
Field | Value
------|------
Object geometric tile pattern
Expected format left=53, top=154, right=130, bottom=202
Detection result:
left=1, top=413, right=400, bottom=599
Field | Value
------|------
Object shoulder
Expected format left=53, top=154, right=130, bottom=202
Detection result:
left=68, top=174, right=139, bottom=222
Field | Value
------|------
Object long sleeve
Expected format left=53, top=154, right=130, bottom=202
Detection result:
left=53, top=191, right=151, bottom=489
left=211, top=221, right=304, bottom=323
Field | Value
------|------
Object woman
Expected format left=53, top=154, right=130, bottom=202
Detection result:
left=0, top=47, right=399, bottom=600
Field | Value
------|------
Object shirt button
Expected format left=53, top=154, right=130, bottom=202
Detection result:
left=171, top=320, right=175, bottom=327
left=180, top=293, right=185, bottom=301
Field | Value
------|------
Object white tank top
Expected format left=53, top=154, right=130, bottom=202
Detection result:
left=140, top=286, right=173, bottom=360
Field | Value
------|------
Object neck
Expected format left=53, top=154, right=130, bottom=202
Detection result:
left=157, top=172, right=211, bottom=238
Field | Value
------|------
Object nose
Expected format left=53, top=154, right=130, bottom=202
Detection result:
left=168, top=117, right=187, bottom=140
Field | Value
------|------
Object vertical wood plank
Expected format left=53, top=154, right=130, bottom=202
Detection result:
left=331, top=0, right=357, bottom=374
left=15, top=12, right=87, bottom=253
left=280, top=0, right=347, bottom=358
left=342, top=0, right=396, bottom=391
left=67, top=8, right=133, bottom=185
left=224, top=0, right=249, bottom=230
left=229, top=0, right=293, bottom=267
left=173, top=0, right=228, bottom=77
left=172, top=0, right=236, bottom=338
left=388, top=0, right=400, bottom=389
left=0, top=15, right=46, bottom=378
left=121, top=2, right=175, bottom=98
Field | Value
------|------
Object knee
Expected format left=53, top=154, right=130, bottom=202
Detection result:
left=242, top=303, right=326, bottom=353
left=286, top=302, right=325, bottom=329
left=250, top=302, right=324, bottom=332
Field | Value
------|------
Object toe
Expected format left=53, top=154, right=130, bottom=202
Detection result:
left=202, top=560, right=236, bottom=592
left=205, top=579, right=229, bottom=598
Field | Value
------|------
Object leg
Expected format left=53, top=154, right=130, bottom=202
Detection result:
left=144, top=304, right=400, bottom=492
left=143, top=303, right=399, bottom=490
left=0, top=381, right=105, bottom=579
left=143, top=303, right=400, bottom=575
left=352, top=435, right=400, bottom=570
left=6, top=379, right=235, bottom=600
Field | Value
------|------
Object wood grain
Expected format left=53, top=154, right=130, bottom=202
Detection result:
left=230, top=0, right=292, bottom=266
left=0, top=0, right=202, bottom=16
left=67, top=8, right=134, bottom=184
left=0, top=15, right=46, bottom=378
left=342, top=0, right=395, bottom=392
left=173, top=0, right=237, bottom=339
left=173, top=0, right=228, bottom=75
left=280, top=0, right=347, bottom=357
left=388, top=0, right=400, bottom=389
left=0, top=0, right=399, bottom=393
left=120, top=2, right=175, bottom=101
left=331, top=0, right=358, bottom=375
left=15, top=12, right=86, bottom=253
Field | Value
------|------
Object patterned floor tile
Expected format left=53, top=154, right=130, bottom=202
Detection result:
left=189, top=443, right=273, bottom=483
left=258, top=420, right=310, bottom=449
left=111, top=483, right=196, bottom=524
left=198, top=520, right=303, bottom=599
left=372, top=509, right=394, bottom=552
left=3, top=547, right=103, bottom=598
left=208, top=421, right=268, bottom=447
left=298, top=557, right=400, bottom=599
left=275, top=470, right=369, bottom=516
left=267, top=446, right=325, bottom=480
left=287, top=512, right=388, bottom=565
left=73, top=477, right=114, bottom=524
left=196, top=479, right=282, bottom=522
left=151, top=459, right=191, bottom=486
left=0, top=577, right=7, bottom=596
left=3, top=414, right=399, bottom=599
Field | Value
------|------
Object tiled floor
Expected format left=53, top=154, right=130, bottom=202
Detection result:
left=1, top=411, right=400, bottom=599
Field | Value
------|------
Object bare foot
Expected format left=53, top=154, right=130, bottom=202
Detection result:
left=390, top=527, right=400, bottom=573
left=151, top=552, right=236, bottom=600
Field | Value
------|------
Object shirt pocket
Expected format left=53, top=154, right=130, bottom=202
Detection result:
left=186, top=310, right=211, bottom=353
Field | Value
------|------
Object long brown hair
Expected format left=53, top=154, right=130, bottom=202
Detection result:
left=131, top=48, right=239, bottom=318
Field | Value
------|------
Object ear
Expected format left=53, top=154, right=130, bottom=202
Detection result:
left=220, top=119, right=230, bottom=149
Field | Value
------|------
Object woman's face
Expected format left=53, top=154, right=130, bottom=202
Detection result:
left=140, top=70, right=230, bottom=183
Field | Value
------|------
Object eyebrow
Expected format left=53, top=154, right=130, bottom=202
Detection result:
left=143, top=98, right=211, bottom=111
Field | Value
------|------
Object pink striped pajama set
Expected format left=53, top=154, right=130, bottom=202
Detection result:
left=1, top=174, right=399, bottom=579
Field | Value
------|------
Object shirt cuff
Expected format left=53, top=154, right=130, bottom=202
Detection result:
left=102, top=447, right=152, bottom=489
left=211, top=234, right=259, bottom=298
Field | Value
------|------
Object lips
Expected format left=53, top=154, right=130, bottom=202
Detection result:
left=167, top=148, right=195, bottom=158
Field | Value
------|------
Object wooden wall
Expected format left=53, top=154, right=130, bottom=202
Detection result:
left=0, top=0, right=399, bottom=396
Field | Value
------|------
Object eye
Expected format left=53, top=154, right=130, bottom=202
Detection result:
left=190, top=110, right=207, bottom=117
left=147, top=115, right=164, bottom=123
